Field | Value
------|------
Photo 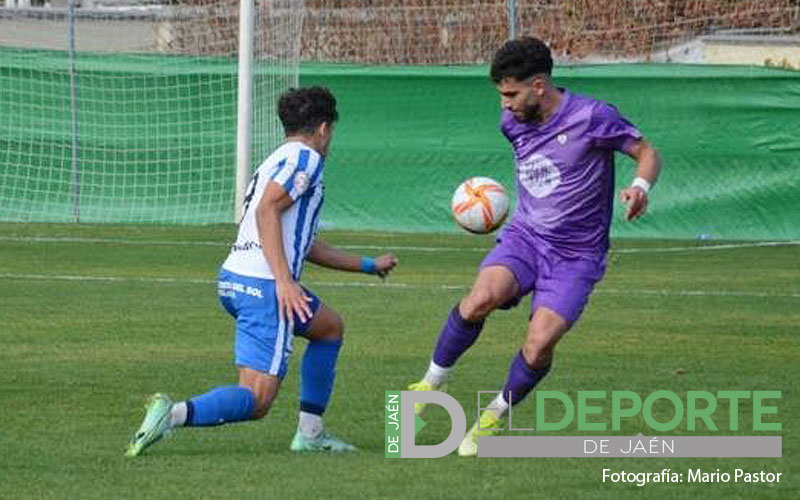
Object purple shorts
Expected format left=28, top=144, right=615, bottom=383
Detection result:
left=480, top=226, right=606, bottom=325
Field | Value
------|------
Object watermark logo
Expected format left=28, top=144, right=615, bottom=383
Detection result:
left=385, top=390, right=782, bottom=459
left=385, top=390, right=465, bottom=458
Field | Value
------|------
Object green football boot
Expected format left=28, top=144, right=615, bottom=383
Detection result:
left=407, top=380, right=448, bottom=417
left=290, top=430, right=357, bottom=453
left=458, top=410, right=503, bottom=457
left=125, top=393, right=174, bottom=457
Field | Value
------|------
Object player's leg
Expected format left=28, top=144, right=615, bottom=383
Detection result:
left=491, top=256, right=606, bottom=418
left=238, top=368, right=281, bottom=420
left=457, top=306, right=569, bottom=457
left=497, top=306, right=569, bottom=413
left=166, top=327, right=286, bottom=429
left=126, top=378, right=265, bottom=458
left=410, top=228, right=537, bottom=407
left=126, top=271, right=285, bottom=457
left=290, top=300, right=355, bottom=452
left=174, top=274, right=290, bottom=426
left=415, top=266, right=519, bottom=388
left=459, top=256, right=605, bottom=456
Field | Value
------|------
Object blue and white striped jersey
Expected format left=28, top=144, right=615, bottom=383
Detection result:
left=222, top=141, right=325, bottom=280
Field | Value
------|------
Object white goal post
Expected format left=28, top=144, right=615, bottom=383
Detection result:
left=0, top=0, right=304, bottom=224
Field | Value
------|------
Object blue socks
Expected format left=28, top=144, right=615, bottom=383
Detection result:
left=300, top=339, right=342, bottom=415
left=183, top=340, right=342, bottom=426
left=186, top=386, right=256, bottom=426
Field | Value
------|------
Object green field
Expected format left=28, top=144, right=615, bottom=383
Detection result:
left=0, top=223, right=796, bottom=499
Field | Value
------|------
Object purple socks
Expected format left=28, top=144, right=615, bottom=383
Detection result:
left=431, top=305, right=551, bottom=408
left=432, top=305, right=484, bottom=368
left=501, top=351, right=551, bottom=405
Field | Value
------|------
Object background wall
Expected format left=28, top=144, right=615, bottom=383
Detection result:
left=2, top=49, right=799, bottom=238
left=303, top=63, right=800, bottom=240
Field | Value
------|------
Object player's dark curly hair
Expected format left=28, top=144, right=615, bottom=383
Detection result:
left=278, top=86, right=338, bottom=135
left=490, top=37, right=553, bottom=83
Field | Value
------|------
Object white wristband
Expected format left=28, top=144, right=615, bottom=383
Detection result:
left=631, top=177, right=652, bottom=195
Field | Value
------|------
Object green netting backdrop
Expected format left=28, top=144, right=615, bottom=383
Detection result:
left=2, top=47, right=799, bottom=239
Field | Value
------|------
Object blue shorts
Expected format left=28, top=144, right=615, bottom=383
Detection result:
left=480, top=226, right=606, bottom=325
left=217, top=269, right=321, bottom=378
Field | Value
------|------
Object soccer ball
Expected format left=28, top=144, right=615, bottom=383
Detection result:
left=451, top=177, right=510, bottom=234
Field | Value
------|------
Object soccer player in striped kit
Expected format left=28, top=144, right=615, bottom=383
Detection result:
left=409, top=37, right=661, bottom=456
left=127, top=86, right=398, bottom=456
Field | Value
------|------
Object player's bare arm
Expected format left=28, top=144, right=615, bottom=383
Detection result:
left=256, top=180, right=313, bottom=323
left=307, top=240, right=398, bottom=278
left=620, top=139, right=661, bottom=222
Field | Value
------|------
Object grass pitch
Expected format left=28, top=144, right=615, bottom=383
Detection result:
left=0, top=223, right=796, bottom=499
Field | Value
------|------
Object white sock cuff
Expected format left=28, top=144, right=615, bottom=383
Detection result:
left=424, top=360, right=451, bottom=385
left=170, top=401, right=188, bottom=428
left=488, top=393, right=509, bottom=417
left=298, top=411, right=324, bottom=438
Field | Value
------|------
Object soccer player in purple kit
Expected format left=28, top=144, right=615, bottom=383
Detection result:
left=409, top=37, right=661, bottom=456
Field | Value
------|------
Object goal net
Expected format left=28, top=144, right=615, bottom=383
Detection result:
left=0, top=0, right=303, bottom=223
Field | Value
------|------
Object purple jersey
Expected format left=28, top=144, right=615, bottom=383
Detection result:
left=501, top=89, right=642, bottom=258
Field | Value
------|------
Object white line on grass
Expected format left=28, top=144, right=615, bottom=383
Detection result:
left=342, top=241, right=800, bottom=254
left=0, top=272, right=214, bottom=285
left=2, top=272, right=798, bottom=299
left=0, top=235, right=226, bottom=247
left=0, top=235, right=489, bottom=252
left=0, top=272, right=410, bottom=288
left=597, top=288, right=800, bottom=299
left=2, top=235, right=800, bottom=254
left=611, top=240, right=800, bottom=254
